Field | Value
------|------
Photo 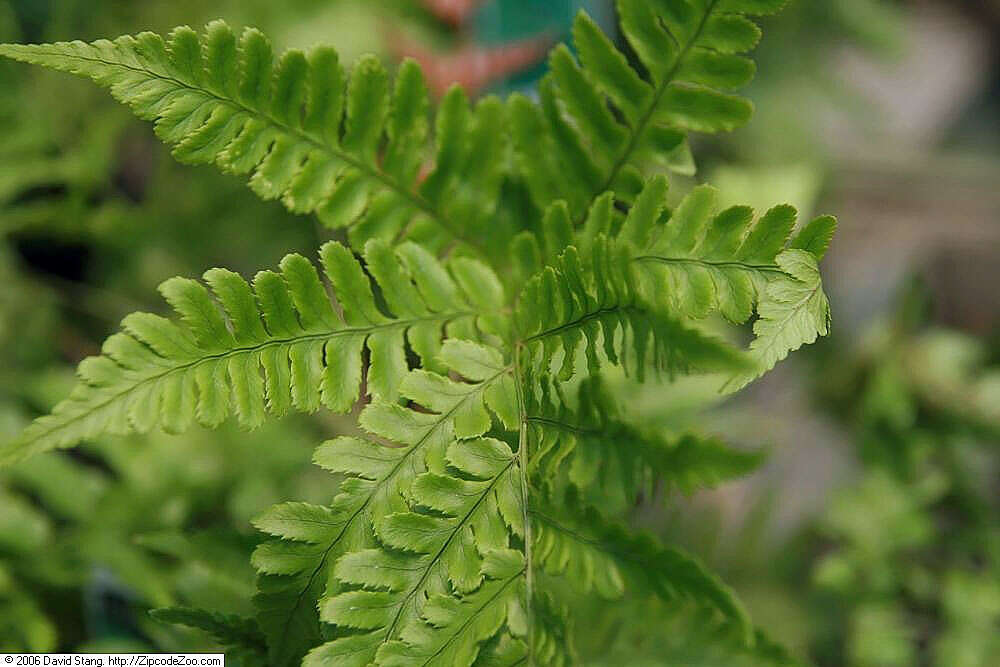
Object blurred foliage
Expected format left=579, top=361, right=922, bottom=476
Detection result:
left=799, top=284, right=1000, bottom=667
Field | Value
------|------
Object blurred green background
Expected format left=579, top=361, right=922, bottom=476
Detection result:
left=0, top=0, right=997, bottom=664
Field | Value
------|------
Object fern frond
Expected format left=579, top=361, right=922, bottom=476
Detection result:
left=510, top=0, right=786, bottom=218
left=526, top=377, right=765, bottom=512
left=531, top=496, right=753, bottom=643
left=609, top=178, right=836, bottom=380
left=312, top=435, right=520, bottom=665
left=515, top=234, right=756, bottom=383
left=375, top=549, right=526, bottom=667
left=2, top=240, right=502, bottom=466
left=150, top=607, right=267, bottom=666
left=252, top=341, right=516, bottom=666
left=0, top=22, right=504, bottom=253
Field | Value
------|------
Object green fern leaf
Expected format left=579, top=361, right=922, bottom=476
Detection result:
left=0, top=22, right=503, bottom=253
left=311, top=435, right=519, bottom=664
left=3, top=4, right=830, bottom=664
left=253, top=341, right=515, bottom=666
left=515, top=235, right=756, bottom=383
left=376, top=549, right=526, bottom=667
left=1, top=240, right=501, bottom=466
left=532, top=497, right=753, bottom=643
left=612, top=178, right=835, bottom=379
left=529, top=594, right=576, bottom=667
left=733, top=249, right=832, bottom=388
left=510, top=0, right=786, bottom=218
left=526, top=377, right=765, bottom=512
left=473, top=633, right=531, bottom=667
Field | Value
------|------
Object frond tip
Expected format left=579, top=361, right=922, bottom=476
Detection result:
left=616, top=178, right=837, bottom=382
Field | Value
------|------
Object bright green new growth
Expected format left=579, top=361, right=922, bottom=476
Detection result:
left=1, top=0, right=833, bottom=665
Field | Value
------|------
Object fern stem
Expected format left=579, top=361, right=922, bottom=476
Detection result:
left=513, top=343, right=534, bottom=665
left=523, top=416, right=599, bottom=437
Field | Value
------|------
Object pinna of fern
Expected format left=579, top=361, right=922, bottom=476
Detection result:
left=0, top=2, right=831, bottom=665
left=511, top=0, right=788, bottom=219
left=0, top=20, right=506, bottom=258
left=0, top=239, right=505, bottom=466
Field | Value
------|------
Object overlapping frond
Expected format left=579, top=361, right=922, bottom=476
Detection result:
left=252, top=341, right=516, bottom=666
left=515, top=228, right=755, bottom=384
left=592, top=599, right=802, bottom=665
left=510, top=0, right=787, bottom=218
left=525, top=377, right=765, bottom=512
left=2, top=240, right=502, bottom=466
left=0, top=21, right=504, bottom=253
left=531, top=496, right=752, bottom=643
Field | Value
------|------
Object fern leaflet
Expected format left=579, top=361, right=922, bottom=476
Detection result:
left=1, top=240, right=502, bottom=466
left=510, top=0, right=787, bottom=219
left=0, top=21, right=504, bottom=253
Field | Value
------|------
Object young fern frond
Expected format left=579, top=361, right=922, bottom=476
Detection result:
left=0, top=21, right=504, bottom=253
left=1, top=240, right=503, bottom=466
left=510, top=0, right=787, bottom=218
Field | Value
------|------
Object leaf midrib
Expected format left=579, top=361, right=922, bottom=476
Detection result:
left=633, top=254, right=787, bottom=277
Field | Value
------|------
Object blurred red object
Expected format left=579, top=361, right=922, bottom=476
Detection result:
left=391, top=33, right=551, bottom=97
left=421, top=0, right=482, bottom=26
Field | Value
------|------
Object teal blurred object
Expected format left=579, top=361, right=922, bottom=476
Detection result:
left=471, top=0, right=615, bottom=94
